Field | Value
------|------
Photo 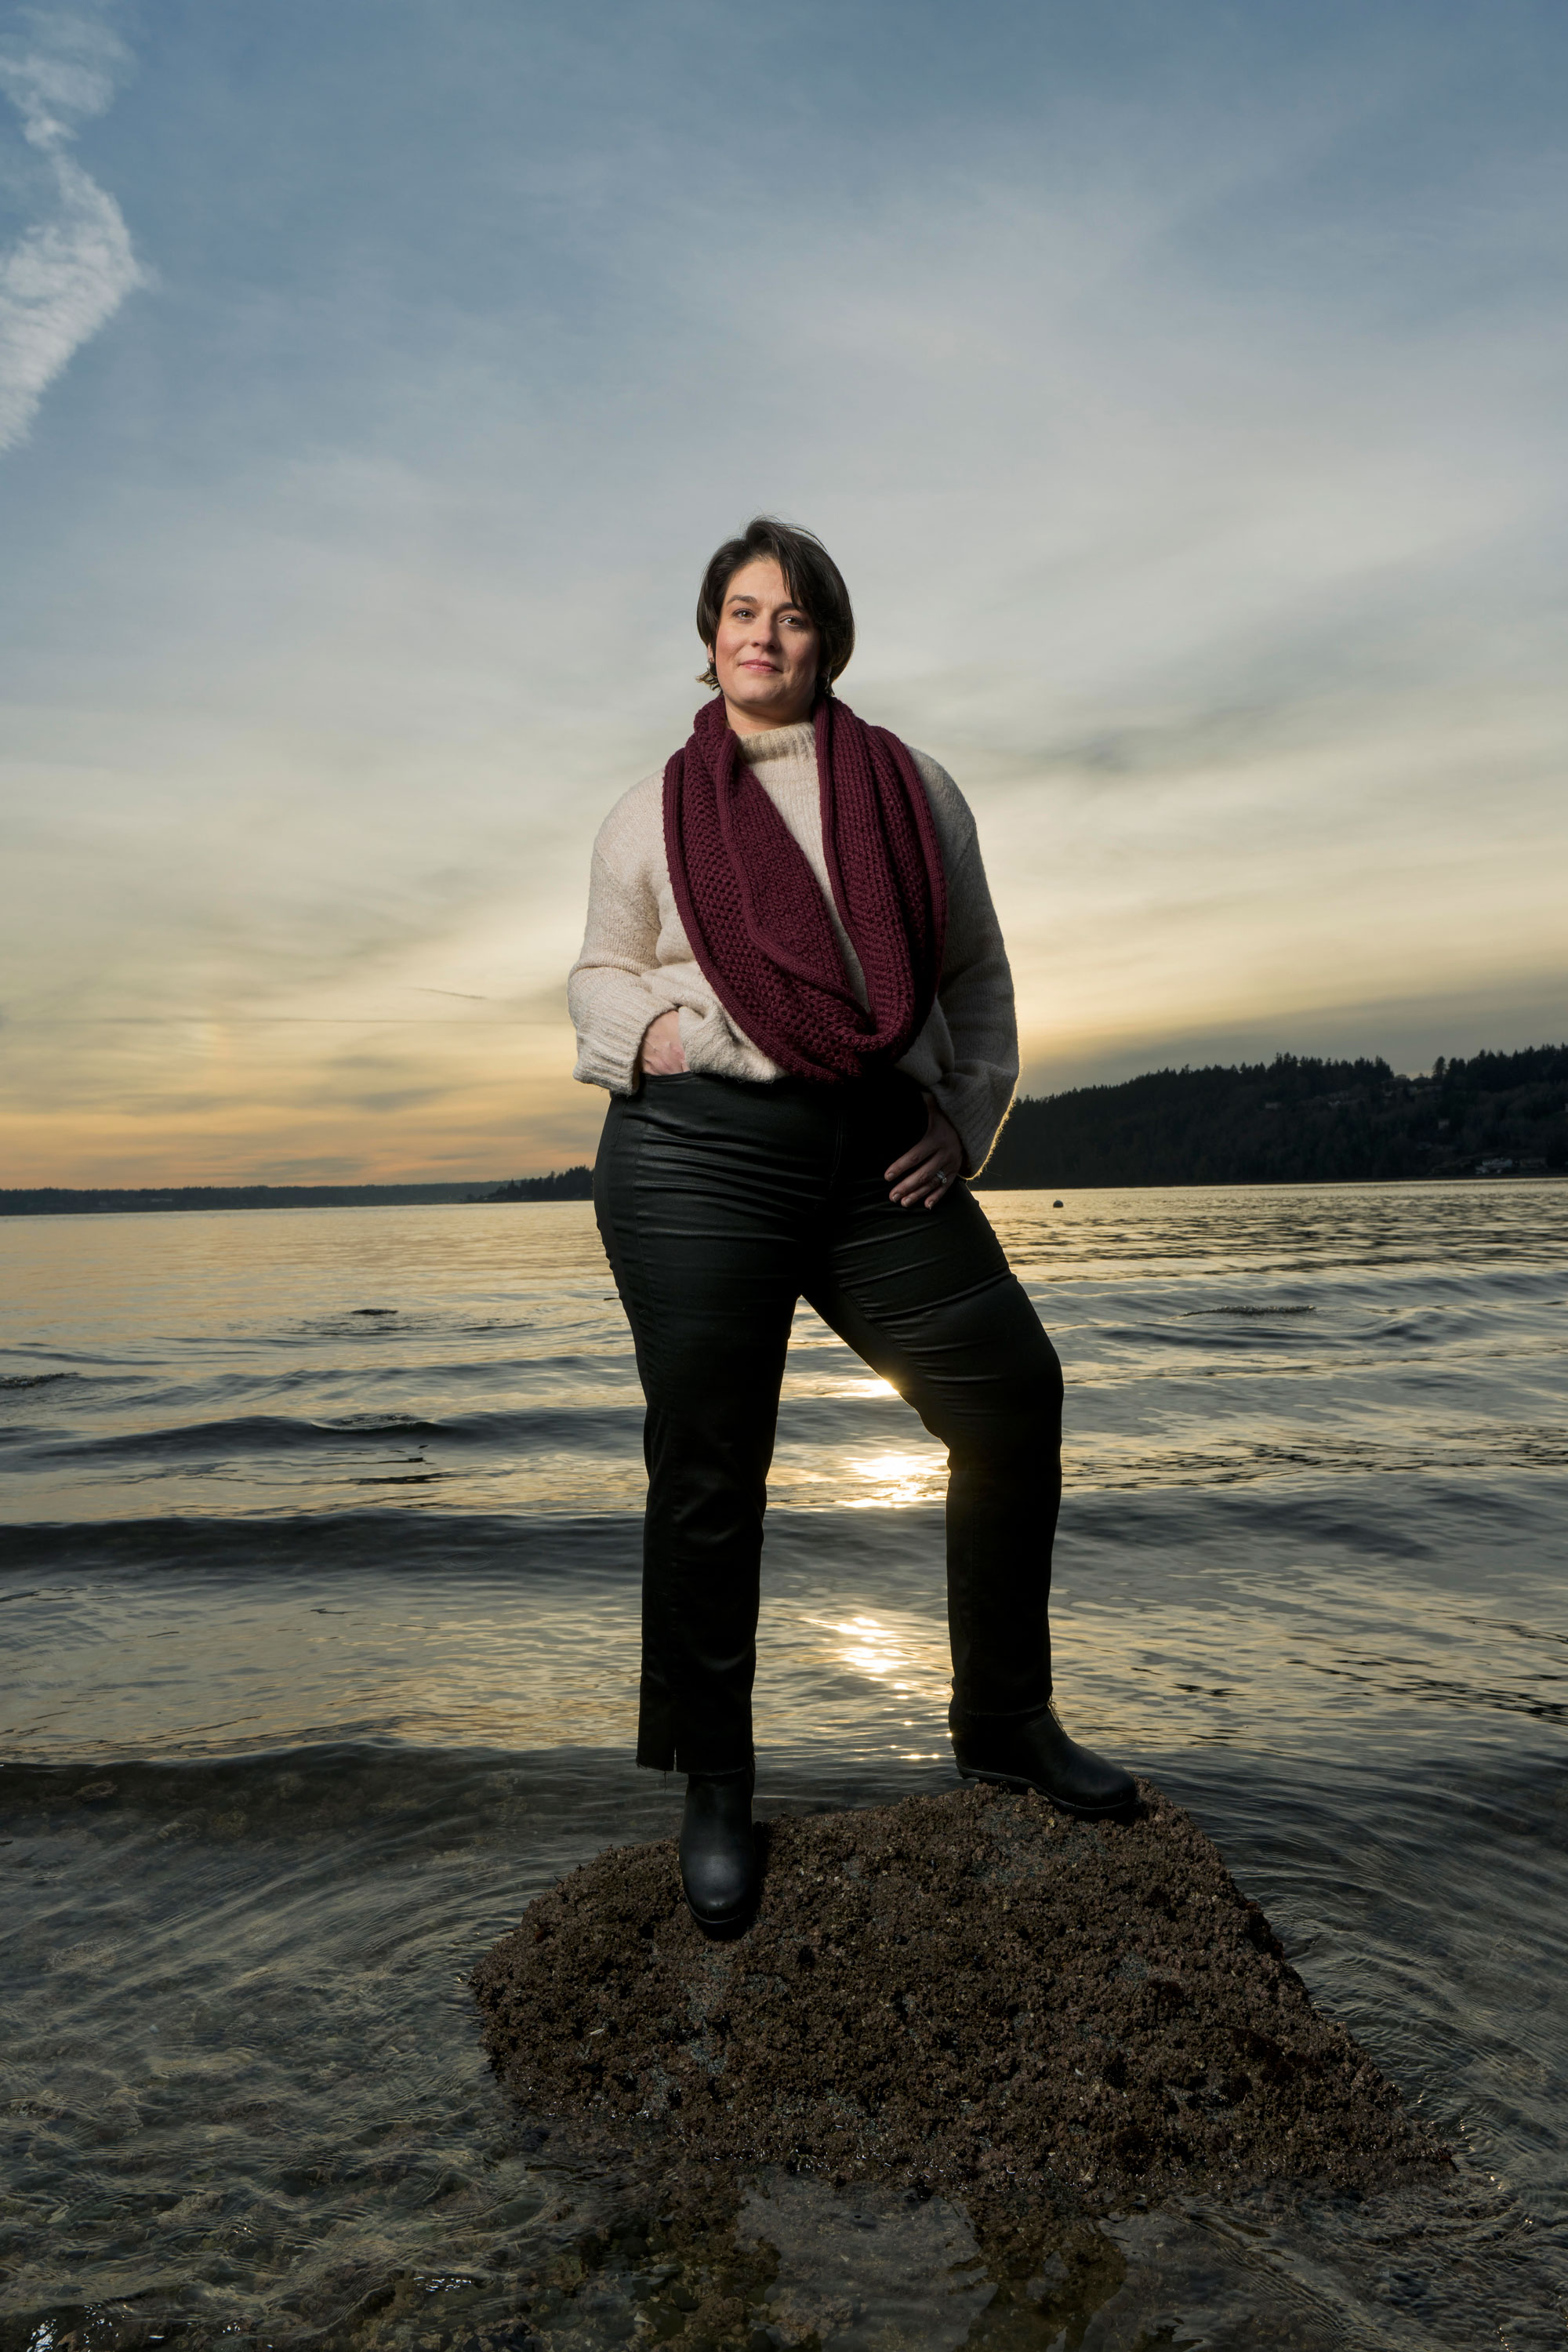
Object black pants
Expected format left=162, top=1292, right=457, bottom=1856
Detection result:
left=593, top=1068, right=1064, bottom=1775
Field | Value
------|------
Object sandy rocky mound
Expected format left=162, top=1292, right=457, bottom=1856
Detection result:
left=472, top=1780, right=1448, bottom=2220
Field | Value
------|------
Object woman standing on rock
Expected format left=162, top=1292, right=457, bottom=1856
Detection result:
left=568, top=517, right=1134, bottom=1930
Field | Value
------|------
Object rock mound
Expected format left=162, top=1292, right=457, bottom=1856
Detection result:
left=473, top=1781, right=1447, bottom=2216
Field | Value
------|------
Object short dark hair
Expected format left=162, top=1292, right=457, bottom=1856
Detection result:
left=695, top=517, right=855, bottom=694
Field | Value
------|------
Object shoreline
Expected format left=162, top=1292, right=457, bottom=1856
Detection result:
left=3, top=1169, right=1564, bottom=1219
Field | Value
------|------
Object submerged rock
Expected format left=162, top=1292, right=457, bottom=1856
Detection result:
left=472, top=1780, right=1448, bottom=2221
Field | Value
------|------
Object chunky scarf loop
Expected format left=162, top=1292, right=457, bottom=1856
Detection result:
left=662, top=694, right=947, bottom=1084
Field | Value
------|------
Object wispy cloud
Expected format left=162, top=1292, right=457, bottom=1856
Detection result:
left=0, top=3, right=142, bottom=451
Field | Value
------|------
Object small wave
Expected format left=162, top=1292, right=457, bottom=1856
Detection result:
left=0, top=1739, right=623, bottom=1806
left=0, top=1507, right=644, bottom=1581
left=321, top=1410, right=445, bottom=1433
left=1067, top=1425, right=1568, bottom=1490
left=18, top=1403, right=647, bottom=1464
left=0, top=1370, right=82, bottom=1389
left=1185, top=1305, right=1316, bottom=1316
left=289, top=1312, right=541, bottom=1341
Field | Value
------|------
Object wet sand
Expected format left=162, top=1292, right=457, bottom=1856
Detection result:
left=473, top=1780, right=1450, bottom=2244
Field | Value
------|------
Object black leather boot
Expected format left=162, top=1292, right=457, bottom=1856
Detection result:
left=952, top=1701, right=1137, bottom=1820
left=679, top=1766, right=759, bottom=1933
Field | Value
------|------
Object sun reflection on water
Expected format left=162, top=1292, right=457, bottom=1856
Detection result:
left=845, top=1450, right=944, bottom=1507
left=829, top=1613, right=904, bottom=1679
left=802, top=1610, right=951, bottom=1710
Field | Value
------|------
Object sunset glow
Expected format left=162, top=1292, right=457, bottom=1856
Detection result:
left=3, top=4, right=1564, bottom=1183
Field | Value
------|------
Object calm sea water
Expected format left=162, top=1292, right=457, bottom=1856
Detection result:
left=2, top=1182, right=1565, bottom=2349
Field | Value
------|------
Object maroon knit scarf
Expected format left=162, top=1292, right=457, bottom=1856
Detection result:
left=662, top=694, right=947, bottom=1083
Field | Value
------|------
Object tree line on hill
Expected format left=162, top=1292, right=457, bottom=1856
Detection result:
left=0, top=1181, right=491, bottom=1217
left=0, top=1171, right=600, bottom=1216
left=475, top=1169, right=595, bottom=1201
left=972, top=1044, right=1568, bottom=1189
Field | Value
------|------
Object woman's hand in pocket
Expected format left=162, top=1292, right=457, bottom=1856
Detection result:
left=639, top=1010, right=688, bottom=1076
left=885, top=1101, right=964, bottom=1209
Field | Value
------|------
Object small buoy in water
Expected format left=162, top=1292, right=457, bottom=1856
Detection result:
left=1053, top=1199, right=1064, bottom=1208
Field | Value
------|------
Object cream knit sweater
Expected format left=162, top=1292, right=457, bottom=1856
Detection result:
left=568, top=719, right=1018, bottom=1174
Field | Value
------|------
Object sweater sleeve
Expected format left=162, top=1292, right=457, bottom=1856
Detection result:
left=568, top=843, right=677, bottom=1094
left=908, top=754, right=1019, bottom=1176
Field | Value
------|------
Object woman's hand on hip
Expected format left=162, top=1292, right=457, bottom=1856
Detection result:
left=885, top=1101, right=964, bottom=1209
left=639, top=1009, right=688, bottom=1076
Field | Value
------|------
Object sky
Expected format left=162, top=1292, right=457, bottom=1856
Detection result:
left=1, top=0, right=1565, bottom=1185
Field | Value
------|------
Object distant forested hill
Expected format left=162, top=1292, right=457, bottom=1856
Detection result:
left=477, top=1167, right=595, bottom=1201
left=0, top=1172, right=595, bottom=1215
left=974, top=1045, right=1568, bottom=1189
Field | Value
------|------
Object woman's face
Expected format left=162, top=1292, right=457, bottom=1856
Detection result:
left=710, top=558, right=821, bottom=733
